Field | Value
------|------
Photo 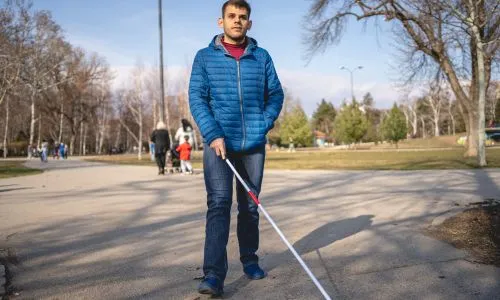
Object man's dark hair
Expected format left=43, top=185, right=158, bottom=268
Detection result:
left=222, top=0, right=251, bottom=18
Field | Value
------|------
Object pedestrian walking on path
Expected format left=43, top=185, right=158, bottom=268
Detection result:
left=176, top=136, right=193, bottom=174
left=150, top=121, right=171, bottom=175
left=189, top=0, right=284, bottom=295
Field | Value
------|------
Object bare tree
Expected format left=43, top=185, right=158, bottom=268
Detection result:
left=94, top=81, right=112, bottom=155
left=424, top=79, right=449, bottom=136
left=0, top=1, right=24, bottom=108
left=2, top=97, right=9, bottom=158
left=446, top=98, right=457, bottom=135
left=0, top=1, right=116, bottom=158
left=145, top=65, right=159, bottom=132
left=19, top=8, right=69, bottom=157
left=117, top=62, right=147, bottom=160
left=51, top=48, right=109, bottom=155
left=304, top=0, right=499, bottom=166
left=400, top=98, right=419, bottom=137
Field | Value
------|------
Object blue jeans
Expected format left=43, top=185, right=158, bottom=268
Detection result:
left=202, top=144, right=265, bottom=282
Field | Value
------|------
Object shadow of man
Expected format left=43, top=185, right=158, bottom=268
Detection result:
left=223, top=215, right=374, bottom=298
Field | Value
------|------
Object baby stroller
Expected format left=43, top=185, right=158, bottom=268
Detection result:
left=166, top=144, right=182, bottom=173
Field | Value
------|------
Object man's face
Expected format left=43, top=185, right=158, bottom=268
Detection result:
left=218, top=5, right=252, bottom=44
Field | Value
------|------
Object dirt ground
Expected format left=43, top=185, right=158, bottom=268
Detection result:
left=427, top=201, right=500, bottom=267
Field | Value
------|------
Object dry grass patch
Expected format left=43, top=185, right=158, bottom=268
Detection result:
left=427, top=201, right=500, bottom=267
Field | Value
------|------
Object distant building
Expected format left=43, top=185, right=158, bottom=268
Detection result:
left=314, top=130, right=327, bottom=147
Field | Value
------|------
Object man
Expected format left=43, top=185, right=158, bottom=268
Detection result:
left=189, top=0, right=284, bottom=296
left=150, top=121, right=170, bottom=175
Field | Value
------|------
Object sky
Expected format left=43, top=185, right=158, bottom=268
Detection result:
left=31, top=0, right=406, bottom=115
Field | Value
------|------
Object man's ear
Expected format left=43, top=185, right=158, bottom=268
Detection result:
left=247, top=20, right=252, bottom=30
left=217, top=17, right=224, bottom=29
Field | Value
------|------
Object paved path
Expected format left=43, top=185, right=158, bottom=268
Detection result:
left=1, top=158, right=500, bottom=299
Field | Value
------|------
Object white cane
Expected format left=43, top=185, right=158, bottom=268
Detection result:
left=224, top=159, right=332, bottom=300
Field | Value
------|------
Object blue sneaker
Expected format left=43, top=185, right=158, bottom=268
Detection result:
left=243, top=264, right=267, bottom=280
left=198, top=277, right=223, bottom=296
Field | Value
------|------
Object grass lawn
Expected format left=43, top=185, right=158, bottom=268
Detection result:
left=370, top=135, right=463, bottom=150
left=264, top=148, right=500, bottom=170
left=86, top=147, right=500, bottom=171
left=0, top=161, right=42, bottom=179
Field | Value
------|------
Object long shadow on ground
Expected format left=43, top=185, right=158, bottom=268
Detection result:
left=223, top=215, right=374, bottom=298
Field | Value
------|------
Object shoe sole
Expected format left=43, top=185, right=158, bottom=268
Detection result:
left=198, top=288, right=223, bottom=296
left=245, top=273, right=267, bottom=280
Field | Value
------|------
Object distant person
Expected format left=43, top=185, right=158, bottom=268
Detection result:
left=176, top=135, right=193, bottom=174
left=59, top=143, right=65, bottom=160
left=53, top=142, right=60, bottom=159
left=37, top=145, right=43, bottom=162
left=150, top=121, right=171, bottom=175
left=41, top=140, right=48, bottom=162
left=175, top=118, right=194, bottom=146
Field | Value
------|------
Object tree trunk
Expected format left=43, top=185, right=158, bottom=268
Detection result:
left=434, top=116, right=439, bottom=137
left=421, top=117, right=426, bottom=138
left=138, top=106, right=143, bottom=160
left=79, top=121, right=84, bottom=155
left=471, top=23, right=487, bottom=166
left=58, top=102, right=64, bottom=143
left=440, top=54, right=477, bottom=157
left=70, top=134, right=75, bottom=156
left=466, top=111, right=479, bottom=157
left=28, top=92, right=36, bottom=158
left=3, top=97, right=9, bottom=158
left=403, top=110, right=410, bottom=137
left=83, top=123, right=87, bottom=156
left=98, top=111, right=107, bottom=154
left=411, top=109, right=417, bottom=136
left=95, top=124, right=99, bottom=154
left=114, top=122, right=121, bottom=148
left=37, top=113, right=42, bottom=148
left=452, top=116, right=456, bottom=136
left=126, top=132, right=129, bottom=151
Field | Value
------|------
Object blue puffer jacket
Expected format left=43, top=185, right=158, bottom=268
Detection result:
left=189, top=34, right=284, bottom=152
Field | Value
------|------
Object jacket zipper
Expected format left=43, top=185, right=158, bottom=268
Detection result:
left=217, top=37, right=250, bottom=151
left=236, top=60, right=246, bottom=150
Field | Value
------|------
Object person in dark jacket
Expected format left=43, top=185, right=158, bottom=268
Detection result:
left=150, top=121, right=170, bottom=175
left=189, top=0, right=284, bottom=296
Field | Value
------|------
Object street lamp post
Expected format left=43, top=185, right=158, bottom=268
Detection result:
left=340, top=66, right=363, bottom=100
left=158, top=0, right=166, bottom=123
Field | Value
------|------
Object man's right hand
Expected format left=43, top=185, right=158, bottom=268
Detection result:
left=210, top=138, right=226, bottom=160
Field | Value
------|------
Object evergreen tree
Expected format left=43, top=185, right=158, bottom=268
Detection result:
left=334, top=99, right=368, bottom=146
left=280, top=105, right=313, bottom=147
left=362, top=92, right=374, bottom=108
left=381, top=103, right=408, bottom=148
left=311, top=99, right=336, bottom=137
